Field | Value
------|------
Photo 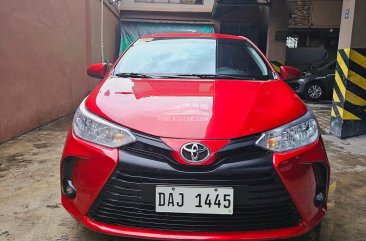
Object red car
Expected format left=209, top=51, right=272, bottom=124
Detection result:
left=61, top=33, right=329, bottom=240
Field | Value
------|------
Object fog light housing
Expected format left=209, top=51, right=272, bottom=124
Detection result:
left=63, top=179, right=76, bottom=198
left=314, top=192, right=325, bottom=205
left=312, top=163, right=329, bottom=207
left=61, top=157, right=77, bottom=199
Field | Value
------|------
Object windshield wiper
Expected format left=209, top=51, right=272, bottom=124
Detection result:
left=115, top=73, right=262, bottom=80
left=172, top=74, right=256, bottom=80
left=115, top=72, right=155, bottom=78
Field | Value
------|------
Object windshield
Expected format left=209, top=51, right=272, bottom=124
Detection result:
left=114, top=37, right=273, bottom=80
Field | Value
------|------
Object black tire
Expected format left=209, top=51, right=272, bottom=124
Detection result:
left=304, top=82, right=325, bottom=101
left=290, top=223, right=321, bottom=241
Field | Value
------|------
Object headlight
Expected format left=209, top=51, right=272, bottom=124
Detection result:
left=73, top=99, right=136, bottom=148
left=255, top=110, right=319, bottom=152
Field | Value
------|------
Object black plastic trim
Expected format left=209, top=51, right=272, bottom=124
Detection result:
left=312, top=162, right=329, bottom=206
left=88, top=141, right=301, bottom=232
left=61, top=157, right=77, bottom=198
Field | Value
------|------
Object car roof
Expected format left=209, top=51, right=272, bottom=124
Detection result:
left=140, top=33, right=247, bottom=40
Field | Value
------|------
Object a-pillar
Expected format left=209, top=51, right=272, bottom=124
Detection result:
left=330, top=0, right=366, bottom=138
left=266, top=0, right=289, bottom=70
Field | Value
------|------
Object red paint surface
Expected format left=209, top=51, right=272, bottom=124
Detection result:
left=280, top=66, right=303, bottom=81
left=61, top=33, right=329, bottom=240
left=86, top=78, right=306, bottom=139
left=87, top=63, right=107, bottom=79
left=85, top=33, right=306, bottom=139
left=274, top=139, right=330, bottom=224
left=61, top=130, right=118, bottom=215
left=61, top=132, right=328, bottom=240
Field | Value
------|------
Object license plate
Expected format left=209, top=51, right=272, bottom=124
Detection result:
left=155, top=186, right=234, bottom=215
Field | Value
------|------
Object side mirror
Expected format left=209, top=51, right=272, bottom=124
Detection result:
left=279, top=66, right=302, bottom=81
left=87, top=63, right=107, bottom=79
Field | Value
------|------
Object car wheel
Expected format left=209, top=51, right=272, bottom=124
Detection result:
left=305, top=82, right=325, bottom=101
left=290, top=223, right=321, bottom=241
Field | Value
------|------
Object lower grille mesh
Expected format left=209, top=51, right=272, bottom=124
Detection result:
left=88, top=159, right=301, bottom=232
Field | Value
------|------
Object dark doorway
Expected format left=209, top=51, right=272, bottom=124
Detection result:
left=220, top=23, right=258, bottom=44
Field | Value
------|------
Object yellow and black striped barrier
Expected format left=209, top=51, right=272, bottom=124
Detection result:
left=330, top=48, right=366, bottom=138
left=270, top=61, right=284, bottom=73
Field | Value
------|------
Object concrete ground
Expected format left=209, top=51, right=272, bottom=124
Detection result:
left=0, top=102, right=365, bottom=241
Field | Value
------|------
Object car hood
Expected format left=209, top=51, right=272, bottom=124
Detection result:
left=85, top=77, right=307, bottom=139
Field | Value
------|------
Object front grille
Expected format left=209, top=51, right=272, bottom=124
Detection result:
left=88, top=134, right=302, bottom=232
left=122, top=131, right=269, bottom=169
left=121, top=130, right=174, bottom=164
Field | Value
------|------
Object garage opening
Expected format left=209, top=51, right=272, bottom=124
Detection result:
left=120, top=19, right=215, bottom=53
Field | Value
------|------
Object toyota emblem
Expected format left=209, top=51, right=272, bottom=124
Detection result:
left=180, top=142, right=210, bottom=163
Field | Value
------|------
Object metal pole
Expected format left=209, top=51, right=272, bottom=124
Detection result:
left=100, top=0, right=105, bottom=62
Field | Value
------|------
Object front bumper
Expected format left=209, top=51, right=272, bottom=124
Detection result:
left=286, top=78, right=306, bottom=96
left=61, top=130, right=329, bottom=240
